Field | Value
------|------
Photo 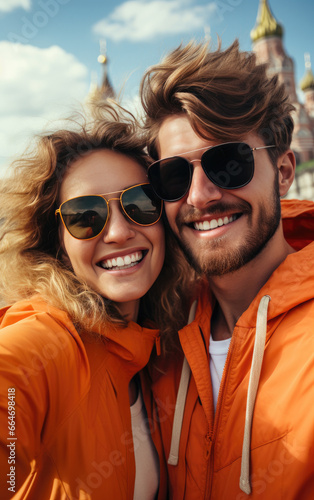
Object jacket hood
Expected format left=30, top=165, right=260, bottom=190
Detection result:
left=237, top=198, right=314, bottom=328
left=281, top=198, right=314, bottom=250
left=0, top=297, right=160, bottom=382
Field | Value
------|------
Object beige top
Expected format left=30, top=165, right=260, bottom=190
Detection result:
left=131, top=387, right=159, bottom=500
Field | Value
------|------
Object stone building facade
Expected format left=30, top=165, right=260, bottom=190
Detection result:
left=251, top=0, right=314, bottom=165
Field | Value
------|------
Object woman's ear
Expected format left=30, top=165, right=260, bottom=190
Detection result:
left=277, top=149, right=296, bottom=197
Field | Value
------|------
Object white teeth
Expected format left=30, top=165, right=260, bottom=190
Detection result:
left=100, top=251, right=143, bottom=270
left=194, top=215, right=237, bottom=231
left=124, top=255, right=131, bottom=265
left=200, top=220, right=210, bottom=230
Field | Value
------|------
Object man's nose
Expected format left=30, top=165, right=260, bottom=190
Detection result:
left=186, top=163, right=223, bottom=208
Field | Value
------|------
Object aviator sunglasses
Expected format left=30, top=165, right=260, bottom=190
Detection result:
left=148, top=142, right=276, bottom=202
left=55, top=183, right=163, bottom=240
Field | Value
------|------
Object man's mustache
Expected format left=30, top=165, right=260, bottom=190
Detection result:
left=175, top=201, right=252, bottom=225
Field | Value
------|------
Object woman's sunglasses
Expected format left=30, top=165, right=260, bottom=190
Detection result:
left=148, top=142, right=276, bottom=202
left=55, top=183, right=163, bottom=240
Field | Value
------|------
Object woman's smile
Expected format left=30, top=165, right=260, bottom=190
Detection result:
left=97, top=249, right=147, bottom=271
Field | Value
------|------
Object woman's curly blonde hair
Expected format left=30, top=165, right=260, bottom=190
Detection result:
left=0, top=101, right=194, bottom=348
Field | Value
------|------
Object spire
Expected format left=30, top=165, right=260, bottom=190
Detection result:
left=250, top=0, right=283, bottom=43
left=300, top=53, right=314, bottom=92
left=86, top=71, right=100, bottom=104
left=97, top=40, right=115, bottom=100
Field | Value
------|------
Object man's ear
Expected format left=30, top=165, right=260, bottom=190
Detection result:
left=277, top=149, right=296, bottom=197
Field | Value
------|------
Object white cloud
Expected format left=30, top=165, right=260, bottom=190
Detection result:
left=0, top=0, right=31, bottom=12
left=92, top=0, right=217, bottom=42
left=0, top=42, right=88, bottom=176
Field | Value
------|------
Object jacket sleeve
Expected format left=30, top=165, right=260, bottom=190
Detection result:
left=0, top=310, right=88, bottom=498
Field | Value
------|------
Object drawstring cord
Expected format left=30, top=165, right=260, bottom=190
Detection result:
left=166, top=294, right=270, bottom=496
left=239, top=295, right=271, bottom=494
left=167, top=300, right=197, bottom=466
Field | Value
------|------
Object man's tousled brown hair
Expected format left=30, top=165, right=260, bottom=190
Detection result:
left=140, top=39, right=295, bottom=162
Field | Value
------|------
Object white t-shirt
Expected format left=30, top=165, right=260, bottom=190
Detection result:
left=209, top=335, right=231, bottom=411
left=131, top=388, right=159, bottom=500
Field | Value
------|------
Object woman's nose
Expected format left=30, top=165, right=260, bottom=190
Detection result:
left=101, top=200, right=136, bottom=243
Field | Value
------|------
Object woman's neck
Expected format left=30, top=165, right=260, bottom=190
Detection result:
left=116, top=299, right=140, bottom=323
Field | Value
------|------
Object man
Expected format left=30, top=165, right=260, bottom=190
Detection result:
left=140, top=40, right=314, bottom=499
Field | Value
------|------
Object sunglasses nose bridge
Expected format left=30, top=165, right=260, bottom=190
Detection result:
left=101, top=196, right=134, bottom=228
left=100, top=196, right=122, bottom=229
left=103, top=196, right=128, bottom=216
left=99, top=198, right=138, bottom=243
left=104, top=196, right=119, bottom=203
left=186, top=161, right=223, bottom=208
left=188, top=157, right=205, bottom=185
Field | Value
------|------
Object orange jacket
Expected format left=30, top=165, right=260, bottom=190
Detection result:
left=0, top=298, right=167, bottom=499
left=150, top=199, right=314, bottom=499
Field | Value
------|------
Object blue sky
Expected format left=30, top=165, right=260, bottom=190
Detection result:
left=0, top=0, right=313, bottom=176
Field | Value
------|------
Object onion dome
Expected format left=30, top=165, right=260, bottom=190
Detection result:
left=251, top=0, right=283, bottom=43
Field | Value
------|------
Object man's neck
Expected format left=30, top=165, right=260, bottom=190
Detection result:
left=209, top=231, right=295, bottom=341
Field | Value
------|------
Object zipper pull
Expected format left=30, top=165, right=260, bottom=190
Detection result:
left=155, top=336, right=161, bottom=356
left=204, top=433, right=212, bottom=460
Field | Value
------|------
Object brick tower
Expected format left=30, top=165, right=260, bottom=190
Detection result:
left=251, top=0, right=314, bottom=163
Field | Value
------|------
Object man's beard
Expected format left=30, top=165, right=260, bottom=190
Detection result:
left=170, top=175, right=281, bottom=278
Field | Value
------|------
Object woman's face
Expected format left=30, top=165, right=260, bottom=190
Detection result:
left=59, top=149, right=165, bottom=321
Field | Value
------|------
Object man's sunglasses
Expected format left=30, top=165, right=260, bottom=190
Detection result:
left=55, top=183, right=163, bottom=240
left=148, top=142, right=276, bottom=202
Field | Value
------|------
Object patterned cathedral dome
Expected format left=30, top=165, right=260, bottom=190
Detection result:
left=250, top=0, right=283, bottom=43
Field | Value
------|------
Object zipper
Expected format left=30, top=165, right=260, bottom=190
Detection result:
left=155, top=335, right=161, bottom=356
left=204, top=431, right=213, bottom=496
left=204, top=331, right=236, bottom=499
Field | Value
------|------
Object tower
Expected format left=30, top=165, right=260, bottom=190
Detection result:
left=97, top=40, right=115, bottom=100
left=251, top=0, right=314, bottom=163
left=300, top=54, right=314, bottom=120
left=86, top=40, right=115, bottom=106
left=250, top=0, right=297, bottom=102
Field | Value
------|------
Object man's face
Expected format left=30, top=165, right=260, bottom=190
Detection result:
left=157, top=114, right=283, bottom=277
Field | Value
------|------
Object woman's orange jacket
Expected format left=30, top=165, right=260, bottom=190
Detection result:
left=149, top=199, right=314, bottom=499
left=0, top=298, right=167, bottom=499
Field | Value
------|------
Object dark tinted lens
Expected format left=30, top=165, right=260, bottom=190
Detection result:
left=148, top=157, right=191, bottom=201
left=122, top=184, right=162, bottom=225
left=61, top=196, right=108, bottom=239
left=202, top=142, right=254, bottom=189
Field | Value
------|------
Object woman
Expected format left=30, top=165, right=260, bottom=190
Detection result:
left=0, top=103, right=190, bottom=499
